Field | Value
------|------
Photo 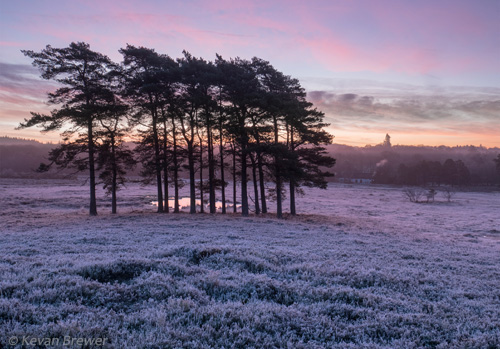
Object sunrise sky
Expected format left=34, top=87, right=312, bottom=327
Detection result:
left=0, top=0, right=499, bottom=147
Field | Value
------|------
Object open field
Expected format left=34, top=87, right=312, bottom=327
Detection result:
left=1, top=179, right=499, bottom=348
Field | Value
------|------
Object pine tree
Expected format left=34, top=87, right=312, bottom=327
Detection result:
left=19, top=42, right=118, bottom=216
left=120, top=45, right=177, bottom=213
left=216, top=56, right=262, bottom=216
left=494, top=154, right=500, bottom=184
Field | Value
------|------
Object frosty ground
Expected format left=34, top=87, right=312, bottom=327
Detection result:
left=1, top=179, right=499, bottom=348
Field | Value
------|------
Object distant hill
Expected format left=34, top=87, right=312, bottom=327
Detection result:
left=0, top=137, right=60, bottom=178
left=0, top=136, right=55, bottom=146
left=0, top=137, right=141, bottom=179
left=1, top=136, right=498, bottom=184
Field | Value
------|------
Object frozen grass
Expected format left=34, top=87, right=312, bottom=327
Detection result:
left=0, top=179, right=499, bottom=348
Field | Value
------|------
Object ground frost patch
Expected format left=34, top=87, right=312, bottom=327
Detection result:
left=1, top=180, right=499, bottom=347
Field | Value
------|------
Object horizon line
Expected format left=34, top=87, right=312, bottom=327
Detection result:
left=1, top=135, right=499, bottom=150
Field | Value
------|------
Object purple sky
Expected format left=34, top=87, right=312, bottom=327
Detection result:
left=1, top=0, right=499, bottom=146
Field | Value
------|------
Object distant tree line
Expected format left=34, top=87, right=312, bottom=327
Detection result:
left=18, top=42, right=335, bottom=217
left=495, top=154, right=500, bottom=178
left=331, top=141, right=499, bottom=187
left=374, top=159, right=472, bottom=186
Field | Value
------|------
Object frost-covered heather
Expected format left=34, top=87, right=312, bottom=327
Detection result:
left=0, top=179, right=499, bottom=348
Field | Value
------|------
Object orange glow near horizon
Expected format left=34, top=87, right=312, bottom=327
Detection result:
left=1, top=0, right=499, bottom=150
left=3, top=127, right=499, bottom=149
left=330, top=129, right=500, bottom=148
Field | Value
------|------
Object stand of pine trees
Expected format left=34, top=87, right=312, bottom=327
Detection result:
left=19, top=42, right=335, bottom=217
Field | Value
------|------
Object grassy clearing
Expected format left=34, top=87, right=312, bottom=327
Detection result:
left=1, top=180, right=499, bottom=348
left=1, top=211, right=499, bottom=348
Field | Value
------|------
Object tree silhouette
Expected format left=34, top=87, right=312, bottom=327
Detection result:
left=96, top=122, right=136, bottom=214
left=494, top=154, right=500, bottom=184
left=95, top=69, right=135, bottom=213
left=383, top=134, right=391, bottom=147
left=176, top=52, right=209, bottom=214
left=442, top=158, right=458, bottom=185
left=20, top=42, right=336, bottom=218
left=120, top=45, right=177, bottom=213
left=253, top=59, right=289, bottom=218
left=456, top=160, right=471, bottom=186
left=19, top=42, right=118, bottom=216
left=213, top=62, right=229, bottom=214
left=216, top=56, right=262, bottom=216
left=282, top=78, right=335, bottom=215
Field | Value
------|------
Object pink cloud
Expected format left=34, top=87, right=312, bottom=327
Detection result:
left=201, top=0, right=259, bottom=13
left=217, top=13, right=292, bottom=34
left=9, top=0, right=496, bottom=76
left=0, top=41, right=24, bottom=47
left=367, top=1, right=490, bottom=41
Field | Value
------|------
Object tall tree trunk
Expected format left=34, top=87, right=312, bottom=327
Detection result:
left=219, top=123, right=226, bottom=214
left=188, top=141, right=196, bottom=214
left=180, top=110, right=196, bottom=214
left=240, top=113, right=249, bottom=216
left=111, top=135, right=117, bottom=214
left=207, top=124, right=216, bottom=214
left=199, top=137, right=204, bottom=213
left=289, top=181, right=296, bottom=216
left=152, top=107, right=164, bottom=213
left=218, top=92, right=226, bottom=214
left=88, top=118, right=97, bottom=216
left=171, top=116, right=180, bottom=213
left=289, top=127, right=296, bottom=215
left=204, top=109, right=216, bottom=214
left=276, top=170, right=282, bottom=218
left=273, top=115, right=282, bottom=219
left=250, top=153, right=260, bottom=214
left=241, top=144, right=249, bottom=216
left=163, top=165, right=169, bottom=212
left=232, top=140, right=237, bottom=213
left=257, top=152, right=267, bottom=213
left=253, top=128, right=267, bottom=214
left=163, top=118, right=169, bottom=213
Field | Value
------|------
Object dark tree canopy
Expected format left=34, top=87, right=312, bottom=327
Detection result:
left=20, top=42, right=336, bottom=217
left=19, top=42, right=119, bottom=215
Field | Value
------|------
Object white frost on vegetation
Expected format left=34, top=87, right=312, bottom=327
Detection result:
left=0, top=179, right=499, bottom=348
